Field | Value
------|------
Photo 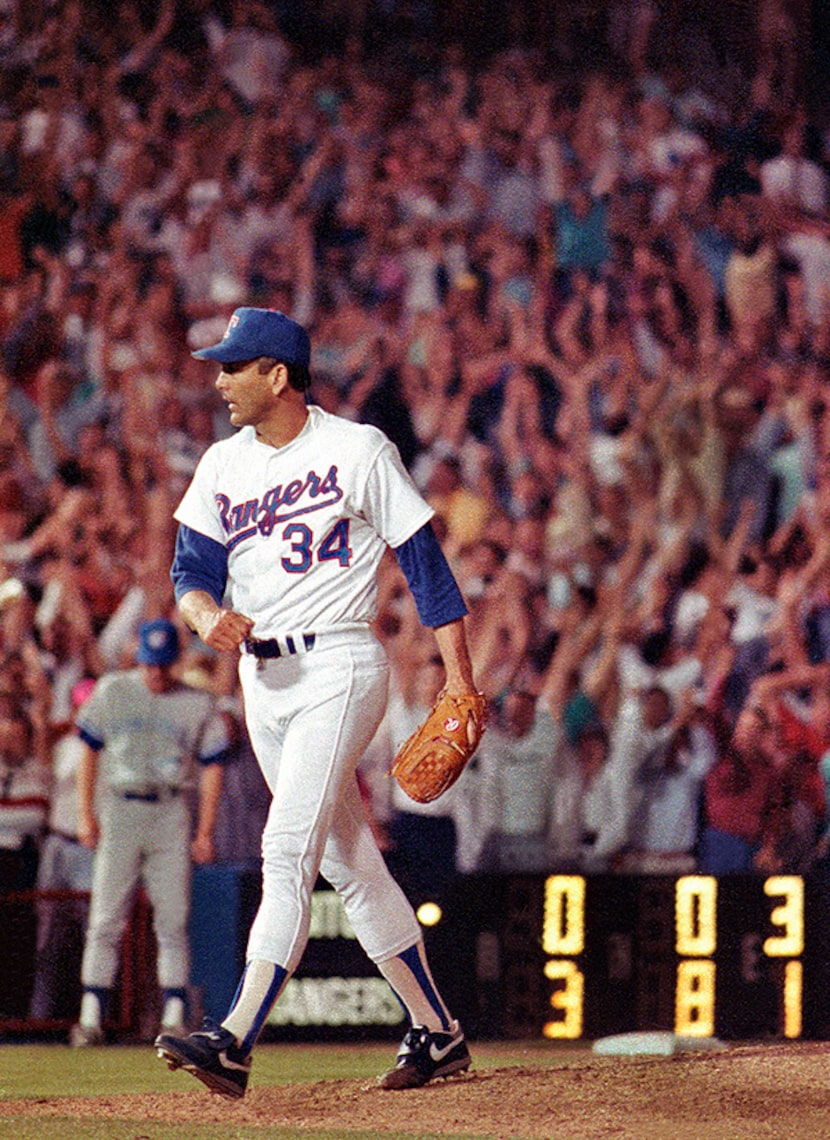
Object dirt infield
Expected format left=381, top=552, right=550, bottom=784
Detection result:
left=3, top=1041, right=830, bottom=1138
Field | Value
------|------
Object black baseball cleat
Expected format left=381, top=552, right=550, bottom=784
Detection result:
left=154, top=1018, right=251, bottom=1099
left=378, top=1020, right=471, bottom=1089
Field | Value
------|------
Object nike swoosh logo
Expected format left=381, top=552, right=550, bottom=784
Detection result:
left=429, top=1038, right=459, bottom=1063
left=218, top=1051, right=250, bottom=1072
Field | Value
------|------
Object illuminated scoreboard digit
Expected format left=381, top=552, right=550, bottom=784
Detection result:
left=762, top=875, right=804, bottom=1039
left=538, top=874, right=809, bottom=1041
left=674, top=875, right=717, bottom=1036
left=673, top=874, right=804, bottom=1039
left=541, top=875, right=585, bottom=1039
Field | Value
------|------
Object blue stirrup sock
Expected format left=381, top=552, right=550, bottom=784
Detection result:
left=377, top=940, right=452, bottom=1032
left=221, top=959, right=288, bottom=1054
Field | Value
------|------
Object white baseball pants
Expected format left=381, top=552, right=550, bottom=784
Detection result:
left=239, top=632, right=421, bottom=972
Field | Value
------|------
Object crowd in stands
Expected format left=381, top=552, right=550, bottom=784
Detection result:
left=2, top=0, right=830, bottom=939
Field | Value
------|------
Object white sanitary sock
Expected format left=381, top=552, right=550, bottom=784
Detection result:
left=221, top=959, right=287, bottom=1053
left=79, top=991, right=102, bottom=1029
left=377, top=940, right=453, bottom=1032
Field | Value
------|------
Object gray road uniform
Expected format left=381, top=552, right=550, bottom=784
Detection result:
left=75, top=668, right=230, bottom=1012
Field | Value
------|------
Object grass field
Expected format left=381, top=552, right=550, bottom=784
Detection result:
left=2, top=1037, right=826, bottom=1140
left=0, top=1039, right=586, bottom=1140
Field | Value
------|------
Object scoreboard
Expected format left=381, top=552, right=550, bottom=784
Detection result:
left=187, top=867, right=830, bottom=1043
left=493, top=872, right=830, bottom=1042
left=540, top=874, right=805, bottom=1040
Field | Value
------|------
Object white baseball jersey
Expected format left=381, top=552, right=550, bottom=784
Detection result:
left=173, top=405, right=434, bottom=636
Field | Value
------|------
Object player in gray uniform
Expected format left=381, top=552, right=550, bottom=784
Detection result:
left=155, top=307, right=480, bottom=1095
left=71, top=619, right=230, bottom=1046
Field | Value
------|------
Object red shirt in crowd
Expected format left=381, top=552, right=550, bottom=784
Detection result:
left=703, top=749, right=777, bottom=846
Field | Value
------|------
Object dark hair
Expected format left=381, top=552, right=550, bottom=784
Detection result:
left=287, top=363, right=310, bottom=392
left=55, top=459, right=89, bottom=488
left=576, top=721, right=608, bottom=748
left=678, top=539, right=710, bottom=589
left=574, top=584, right=598, bottom=609
left=257, top=357, right=310, bottom=392
left=640, top=628, right=670, bottom=666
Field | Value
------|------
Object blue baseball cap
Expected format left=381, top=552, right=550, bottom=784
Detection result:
left=192, top=307, right=311, bottom=367
left=136, top=619, right=180, bottom=667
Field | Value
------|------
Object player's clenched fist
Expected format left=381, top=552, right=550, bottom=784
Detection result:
left=199, top=608, right=254, bottom=652
left=179, top=589, right=254, bottom=651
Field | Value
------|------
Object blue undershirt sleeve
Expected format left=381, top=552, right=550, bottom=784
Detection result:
left=393, top=522, right=468, bottom=628
left=171, top=524, right=228, bottom=606
left=77, top=727, right=104, bottom=751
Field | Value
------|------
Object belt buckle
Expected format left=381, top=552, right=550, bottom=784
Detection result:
left=244, top=636, right=266, bottom=669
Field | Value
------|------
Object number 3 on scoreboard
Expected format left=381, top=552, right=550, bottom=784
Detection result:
left=763, top=876, right=803, bottom=957
left=543, top=959, right=584, bottom=1039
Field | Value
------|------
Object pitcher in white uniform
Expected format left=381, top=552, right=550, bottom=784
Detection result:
left=155, top=307, right=480, bottom=1096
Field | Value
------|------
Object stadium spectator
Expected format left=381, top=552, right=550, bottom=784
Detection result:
left=0, top=659, right=50, bottom=890
left=697, top=702, right=780, bottom=874
left=0, top=0, right=827, bottom=904
left=466, top=688, right=556, bottom=873
left=28, top=675, right=97, bottom=1022
left=617, top=695, right=718, bottom=874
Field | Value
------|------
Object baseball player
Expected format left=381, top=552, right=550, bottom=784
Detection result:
left=155, top=307, right=479, bottom=1095
left=71, top=619, right=230, bottom=1046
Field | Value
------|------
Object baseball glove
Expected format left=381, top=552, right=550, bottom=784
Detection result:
left=390, top=689, right=488, bottom=804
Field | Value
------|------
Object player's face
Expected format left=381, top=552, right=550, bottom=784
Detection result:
left=215, top=360, right=273, bottom=428
left=140, top=663, right=176, bottom=694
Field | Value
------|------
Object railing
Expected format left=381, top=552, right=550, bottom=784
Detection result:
left=0, top=887, right=157, bottom=1039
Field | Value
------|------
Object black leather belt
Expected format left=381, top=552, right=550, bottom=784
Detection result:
left=122, top=788, right=180, bottom=802
left=244, top=633, right=316, bottom=658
